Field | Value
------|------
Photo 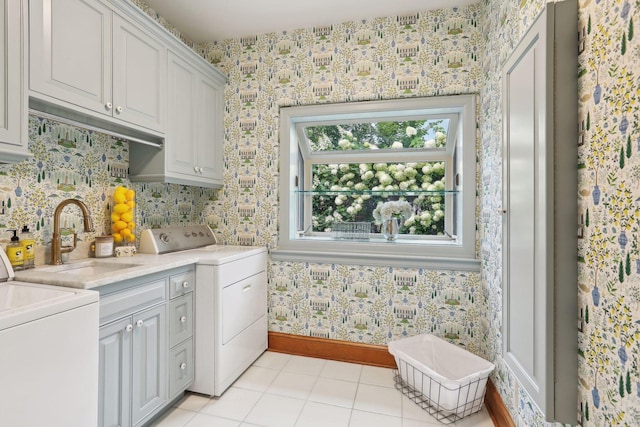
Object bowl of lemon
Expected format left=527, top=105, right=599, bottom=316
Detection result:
left=111, top=186, right=136, bottom=244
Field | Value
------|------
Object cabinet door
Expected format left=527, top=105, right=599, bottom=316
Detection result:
left=166, top=52, right=198, bottom=177
left=99, top=317, right=132, bottom=427
left=197, top=73, right=224, bottom=184
left=112, top=14, right=166, bottom=132
left=0, top=0, right=27, bottom=161
left=29, top=0, right=112, bottom=114
left=169, top=293, right=193, bottom=347
left=131, top=304, right=167, bottom=426
left=169, top=338, right=194, bottom=399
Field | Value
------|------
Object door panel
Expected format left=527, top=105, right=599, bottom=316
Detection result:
left=30, top=0, right=112, bottom=113
left=131, top=304, right=166, bottom=425
left=112, top=14, right=166, bottom=131
left=98, top=317, right=132, bottom=427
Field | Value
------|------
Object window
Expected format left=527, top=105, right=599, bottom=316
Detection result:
left=274, top=95, right=479, bottom=270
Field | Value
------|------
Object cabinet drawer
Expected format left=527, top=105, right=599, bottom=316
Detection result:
left=169, top=270, right=195, bottom=299
left=169, top=338, right=193, bottom=399
left=221, top=271, right=267, bottom=344
left=100, top=279, right=166, bottom=325
left=169, top=294, right=193, bottom=347
left=216, top=251, right=266, bottom=285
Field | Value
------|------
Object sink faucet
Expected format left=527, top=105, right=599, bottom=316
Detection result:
left=50, top=199, right=93, bottom=265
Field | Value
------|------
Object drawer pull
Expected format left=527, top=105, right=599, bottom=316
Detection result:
left=180, top=316, right=187, bottom=323
left=182, top=281, right=189, bottom=289
left=125, top=324, right=133, bottom=332
left=136, top=320, right=144, bottom=327
left=180, top=363, right=187, bottom=370
left=242, top=284, right=252, bottom=293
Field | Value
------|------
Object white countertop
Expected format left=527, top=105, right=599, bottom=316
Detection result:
left=13, top=245, right=267, bottom=290
left=14, top=253, right=199, bottom=290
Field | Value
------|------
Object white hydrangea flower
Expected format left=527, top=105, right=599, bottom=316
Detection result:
left=405, top=126, right=417, bottom=136
left=391, top=141, right=404, bottom=149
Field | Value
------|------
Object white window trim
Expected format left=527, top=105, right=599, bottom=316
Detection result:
left=273, top=95, right=480, bottom=271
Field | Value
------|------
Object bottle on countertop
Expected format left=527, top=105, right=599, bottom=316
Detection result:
left=6, top=230, right=23, bottom=270
left=20, top=225, right=35, bottom=269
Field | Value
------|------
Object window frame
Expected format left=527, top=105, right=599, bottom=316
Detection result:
left=273, top=95, right=480, bottom=271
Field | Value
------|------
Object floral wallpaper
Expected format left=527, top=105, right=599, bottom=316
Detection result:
left=576, top=0, right=640, bottom=425
left=480, top=0, right=640, bottom=425
left=3, top=0, right=637, bottom=424
left=189, top=6, right=487, bottom=354
left=0, top=114, right=218, bottom=262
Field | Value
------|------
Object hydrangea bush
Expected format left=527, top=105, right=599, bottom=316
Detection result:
left=307, top=121, right=448, bottom=236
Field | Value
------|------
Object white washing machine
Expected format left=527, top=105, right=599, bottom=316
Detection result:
left=139, top=225, right=267, bottom=396
left=0, top=249, right=99, bottom=427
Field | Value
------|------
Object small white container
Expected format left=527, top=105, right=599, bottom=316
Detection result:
left=93, top=236, right=114, bottom=258
left=388, top=334, right=495, bottom=423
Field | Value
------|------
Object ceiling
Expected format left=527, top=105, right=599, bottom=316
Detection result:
left=143, top=0, right=478, bottom=43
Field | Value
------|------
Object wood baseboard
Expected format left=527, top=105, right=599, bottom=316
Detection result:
left=268, top=331, right=396, bottom=367
left=267, top=332, right=514, bottom=426
left=484, top=379, right=515, bottom=427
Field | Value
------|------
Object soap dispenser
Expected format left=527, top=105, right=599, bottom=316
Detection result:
left=20, top=225, right=35, bottom=269
left=6, top=230, right=23, bottom=270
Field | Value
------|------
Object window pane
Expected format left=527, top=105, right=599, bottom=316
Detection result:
left=304, top=119, right=448, bottom=152
left=310, top=162, right=447, bottom=236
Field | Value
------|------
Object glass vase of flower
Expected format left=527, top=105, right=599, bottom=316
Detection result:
left=372, top=200, right=413, bottom=241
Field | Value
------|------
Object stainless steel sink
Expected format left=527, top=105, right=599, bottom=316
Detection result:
left=36, top=260, right=143, bottom=276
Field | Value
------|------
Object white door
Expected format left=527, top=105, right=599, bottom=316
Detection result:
left=98, top=317, right=132, bottom=427
left=166, top=52, right=198, bottom=178
left=131, top=304, right=167, bottom=425
left=0, top=0, right=23, bottom=149
left=197, top=73, right=224, bottom=183
left=29, top=0, right=112, bottom=114
left=112, top=14, right=166, bottom=132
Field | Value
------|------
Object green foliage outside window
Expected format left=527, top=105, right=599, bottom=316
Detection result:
left=305, top=121, right=450, bottom=236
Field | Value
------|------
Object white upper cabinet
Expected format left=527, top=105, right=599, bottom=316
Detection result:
left=129, top=50, right=225, bottom=189
left=112, top=14, right=165, bottom=132
left=162, top=51, right=223, bottom=186
left=0, top=0, right=29, bottom=163
left=29, top=0, right=166, bottom=133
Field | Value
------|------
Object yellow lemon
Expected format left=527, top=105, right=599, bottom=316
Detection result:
left=126, top=200, right=136, bottom=209
left=121, top=212, right=133, bottom=222
left=120, top=228, right=132, bottom=237
left=126, top=234, right=136, bottom=242
left=113, top=203, right=129, bottom=214
left=113, top=220, right=127, bottom=231
left=126, top=222, right=136, bottom=230
left=112, top=232, right=123, bottom=243
left=114, top=186, right=126, bottom=193
left=110, top=212, right=121, bottom=222
left=125, top=189, right=136, bottom=201
left=113, top=192, right=126, bottom=204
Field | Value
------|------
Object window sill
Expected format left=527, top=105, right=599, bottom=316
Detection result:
left=270, top=244, right=481, bottom=271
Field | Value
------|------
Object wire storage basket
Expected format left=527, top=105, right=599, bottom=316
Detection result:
left=393, top=358, right=488, bottom=424
left=388, top=334, right=495, bottom=425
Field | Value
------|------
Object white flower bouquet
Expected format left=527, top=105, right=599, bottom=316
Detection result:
left=372, top=200, right=413, bottom=225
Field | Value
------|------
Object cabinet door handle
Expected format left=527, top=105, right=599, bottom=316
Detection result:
left=242, top=284, right=252, bottom=293
left=105, top=102, right=113, bottom=110
left=180, top=363, right=187, bottom=370
left=182, top=281, right=189, bottom=288
left=125, top=324, right=133, bottom=332
left=116, top=106, right=123, bottom=113
left=136, top=319, right=144, bottom=327
left=193, top=166, right=199, bottom=173
left=199, top=167, right=204, bottom=174
left=180, top=316, right=187, bottom=323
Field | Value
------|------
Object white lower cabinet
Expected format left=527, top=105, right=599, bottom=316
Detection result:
left=98, top=266, right=194, bottom=427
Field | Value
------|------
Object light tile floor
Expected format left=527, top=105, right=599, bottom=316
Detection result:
left=151, top=351, right=495, bottom=427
